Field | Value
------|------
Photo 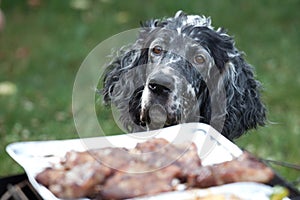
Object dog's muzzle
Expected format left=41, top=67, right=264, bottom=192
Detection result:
left=140, top=71, right=179, bottom=129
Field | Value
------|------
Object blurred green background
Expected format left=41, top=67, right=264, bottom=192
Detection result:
left=0, top=0, right=299, bottom=188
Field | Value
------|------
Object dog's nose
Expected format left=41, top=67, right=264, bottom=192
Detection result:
left=148, top=74, right=174, bottom=94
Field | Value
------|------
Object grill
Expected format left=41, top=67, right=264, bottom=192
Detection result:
left=0, top=174, right=42, bottom=200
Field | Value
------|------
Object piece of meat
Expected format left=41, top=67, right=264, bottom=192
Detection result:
left=62, top=151, right=96, bottom=170
left=36, top=151, right=113, bottom=199
left=134, top=138, right=202, bottom=178
left=99, top=162, right=181, bottom=200
left=36, top=148, right=135, bottom=199
left=97, top=139, right=201, bottom=199
left=35, top=167, right=65, bottom=187
left=50, top=162, right=112, bottom=199
left=187, top=152, right=274, bottom=188
left=175, top=142, right=202, bottom=178
left=91, top=147, right=134, bottom=170
left=134, top=138, right=170, bottom=152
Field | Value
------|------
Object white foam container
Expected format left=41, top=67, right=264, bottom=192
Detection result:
left=7, top=123, right=285, bottom=200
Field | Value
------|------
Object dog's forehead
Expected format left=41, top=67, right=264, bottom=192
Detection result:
left=143, top=11, right=215, bottom=38
left=173, top=10, right=214, bottom=31
left=146, top=28, right=213, bottom=70
left=150, top=28, right=205, bottom=49
left=159, top=11, right=214, bottom=34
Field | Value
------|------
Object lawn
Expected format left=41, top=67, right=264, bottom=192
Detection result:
left=0, top=0, right=299, bottom=189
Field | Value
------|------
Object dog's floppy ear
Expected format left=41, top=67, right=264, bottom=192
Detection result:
left=222, top=55, right=266, bottom=139
left=209, top=29, right=266, bottom=139
left=102, top=19, right=161, bottom=104
left=102, top=47, right=148, bottom=104
left=102, top=22, right=161, bottom=132
left=102, top=45, right=149, bottom=132
left=188, top=26, right=266, bottom=139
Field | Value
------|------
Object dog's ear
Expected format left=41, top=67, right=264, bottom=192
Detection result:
left=102, top=43, right=150, bottom=132
left=102, top=48, right=148, bottom=103
left=222, top=56, right=266, bottom=139
left=102, top=57, right=121, bottom=103
left=188, top=26, right=266, bottom=139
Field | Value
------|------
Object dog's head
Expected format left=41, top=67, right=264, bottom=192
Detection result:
left=102, top=11, right=266, bottom=139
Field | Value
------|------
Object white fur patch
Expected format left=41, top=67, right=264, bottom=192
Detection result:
left=140, top=85, right=150, bottom=112
left=174, top=10, right=214, bottom=30
left=187, top=83, right=196, bottom=97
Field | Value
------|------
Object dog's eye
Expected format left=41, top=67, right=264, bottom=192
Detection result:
left=152, top=45, right=163, bottom=55
left=194, top=54, right=206, bottom=64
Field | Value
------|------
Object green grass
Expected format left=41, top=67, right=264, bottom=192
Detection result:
left=0, top=0, right=299, bottom=189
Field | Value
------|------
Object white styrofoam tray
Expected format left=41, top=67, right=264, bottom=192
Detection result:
left=6, top=123, right=282, bottom=200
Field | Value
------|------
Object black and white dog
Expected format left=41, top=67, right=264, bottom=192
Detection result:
left=102, top=11, right=266, bottom=140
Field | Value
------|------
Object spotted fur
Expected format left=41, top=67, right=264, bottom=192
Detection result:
left=102, top=11, right=266, bottom=140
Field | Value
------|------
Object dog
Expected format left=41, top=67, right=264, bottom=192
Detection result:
left=102, top=11, right=266, bottom=140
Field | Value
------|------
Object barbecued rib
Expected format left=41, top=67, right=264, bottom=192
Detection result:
left=36, top=151, right=113, bottom=199
left=132, top=138, right=202, bottom=177
left=99, top=163, right=181, bottom=200
left=187, top=152, right=274, bottom=188
left=36, top=147, right=131, bottom=198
